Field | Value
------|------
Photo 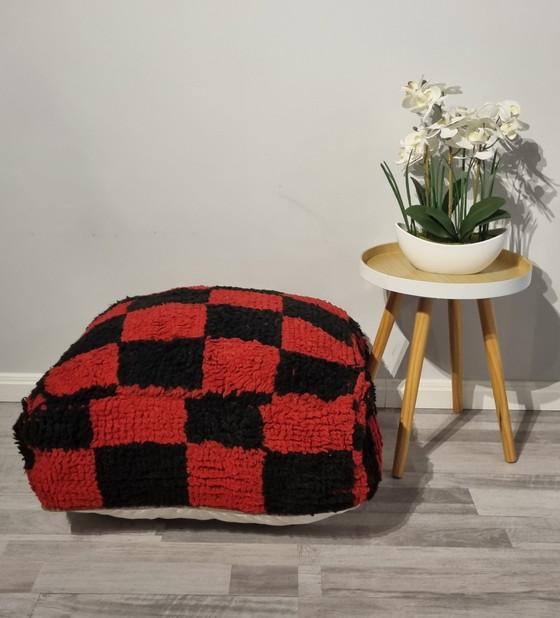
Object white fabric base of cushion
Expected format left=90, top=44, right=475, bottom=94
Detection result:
left=60, top=505, right=354, bottom=526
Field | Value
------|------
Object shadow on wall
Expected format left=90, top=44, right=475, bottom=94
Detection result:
left=499, top=138, right=557, bottom=255
left=509, top=264, right=560, bottom=401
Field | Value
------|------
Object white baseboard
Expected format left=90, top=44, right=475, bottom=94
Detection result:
left=1, top=373, right=559, bottom=411
left=376, top=378, right=560, bottom=411
left=0, top=373, right=42, bottom=403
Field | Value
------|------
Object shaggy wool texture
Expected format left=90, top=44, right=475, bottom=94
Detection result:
left=14, top=286, right=382, bottom=517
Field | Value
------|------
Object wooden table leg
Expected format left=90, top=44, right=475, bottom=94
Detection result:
left=392, top=296, right=434, bottom=478
left=477, top=298, right=517, bottom=463
left=368, top=291, right=403, bottom=379
left=448, top=299, right=463, bottom=413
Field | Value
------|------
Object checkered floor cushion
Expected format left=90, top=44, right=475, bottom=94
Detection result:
left=14, top=286, right=382, bottom=521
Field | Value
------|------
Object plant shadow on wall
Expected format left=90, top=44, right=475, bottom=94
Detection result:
left=499, top=137, right=556, bottom=254
left=376, top=77, right=559, bottom=450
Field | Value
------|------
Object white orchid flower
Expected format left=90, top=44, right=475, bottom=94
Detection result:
left=436, top=115, right=495, bottom=152
left=473, top=148, right=495, bottom=160
left=434, top=83, right=462, bottom=95
left=445, top=127, right=475, bottom=150
left=430, top=105, right=474, bottom=139
left=497, top=118, right=521, bottom=140
left=467, top=123, right=496, bottom=147
left=402, top=79, right=445, bottom=117
left=402, top=80, right=421, bottom=96
left=476, top=103, right=500, bottom=122
left=446, top=105, right=473, bottom=123
left=497, top=100, right=521, bottom=121
left=396, top=128, right=438, bottom=164
left=456, top=119, right=497, bottom=159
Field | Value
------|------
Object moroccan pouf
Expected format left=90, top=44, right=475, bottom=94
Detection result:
left=13, top=286, right=382, bottom=525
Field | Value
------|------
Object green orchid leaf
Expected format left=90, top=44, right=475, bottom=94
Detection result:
left=411, top=177, right=426, bottom=207
left=458, top=197, right=507, bottom=241
left=381, top=161, right=411, bottom=232
left=476, top=209, right=511, bottom=227
left=472, top=210, right=510, bottom=233
left=423, top=207, right=459, bottom=240
left=405, top=206, right=455, bottom=240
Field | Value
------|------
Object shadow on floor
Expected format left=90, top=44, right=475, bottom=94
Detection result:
left=67, top=407, right=433, bottom=542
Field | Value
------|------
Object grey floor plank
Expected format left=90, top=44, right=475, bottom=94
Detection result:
left=298, top=565, right=322, bottom=597
left=410, top=442, right=560, bottom=475
left=0, top=511, right=74, bottom=536
left=319, top=562, right=560, bottom=596
left=0, top=562, right=42, bottom=593
left=298, top=594, right=560, bottom=618
left=470, top=487, right=560, bottom=517
left=3, top=539, right=297, bottom=566
left=32, top=562, right=231, bottom=595
left=229, top=565, right=298, bottom=596
left=392, top=471, right=560, bottom=490
left=298, top=543, right=560, bottom=573
left=0, top=593, right=39, bottom=618
left=0, top=509, right=165, bottom=537
left=29, top=594, right=298, bottom=617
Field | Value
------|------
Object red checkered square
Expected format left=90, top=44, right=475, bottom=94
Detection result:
left=203, top=338, right=280, bottom=395
left=282, top=316, right=357, bottom=365
left=261, top=393, right=356, bottom=454
left=209, top=288, right=283, bottom=311
left=122, top=303, right=207, bottom=342
left=90, top=397, right=187, bottom=447
left=86, top=301, right=132, bottom=332
left=27, top=448, right=102, bottom=509
left=187, top=441, right=265, bottom=512
left=44, top=344, right=119, bottom=397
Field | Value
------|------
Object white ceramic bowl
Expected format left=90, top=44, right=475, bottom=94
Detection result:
left=395, top=223, right=507, bottom=275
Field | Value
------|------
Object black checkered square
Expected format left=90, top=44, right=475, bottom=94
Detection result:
left=13, top=402, right=93, bottom=451
left=58, top=315, right=125, bottom=364
left=275, top=351, right=360, bottom=401
left=128, top=287, right=211, bottom=311
left=263, top=451, right=356, bottom=515
left=186, top=393, right=268, bottom=449
left=94, top=442, right=188, bottom=508
left=118, top=339, right=205, bottom=389
left=283, top=297, right=352, bottom=344
left=205, top=304, right=282, bottom=347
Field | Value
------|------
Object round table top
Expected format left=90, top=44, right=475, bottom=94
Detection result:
left=360, top=243, right=532, bottom=299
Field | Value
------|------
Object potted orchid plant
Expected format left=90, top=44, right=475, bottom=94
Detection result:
left=381, top=78, right=526, bottom=273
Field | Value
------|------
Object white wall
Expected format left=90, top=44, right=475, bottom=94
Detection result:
left=1, top=1, right=559, bottom=398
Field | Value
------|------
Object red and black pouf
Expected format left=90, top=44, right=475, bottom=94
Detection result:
left=14, top=286, right=382, bottom=519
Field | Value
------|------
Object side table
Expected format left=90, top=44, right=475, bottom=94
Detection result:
left=360, top=242, right=532, bottom=478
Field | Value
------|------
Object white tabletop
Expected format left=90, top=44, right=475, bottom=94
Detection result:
left=360, top=243, right=532, bottom=300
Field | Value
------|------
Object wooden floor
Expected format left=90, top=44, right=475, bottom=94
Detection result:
left=1, top=401, right=560, bottom=617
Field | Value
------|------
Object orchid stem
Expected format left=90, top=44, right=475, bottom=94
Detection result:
left=473, top=157, right=481, bottom=205
left=447, top=148, right=454, bottom=219
left=423, top=145, right=431, bottom=209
